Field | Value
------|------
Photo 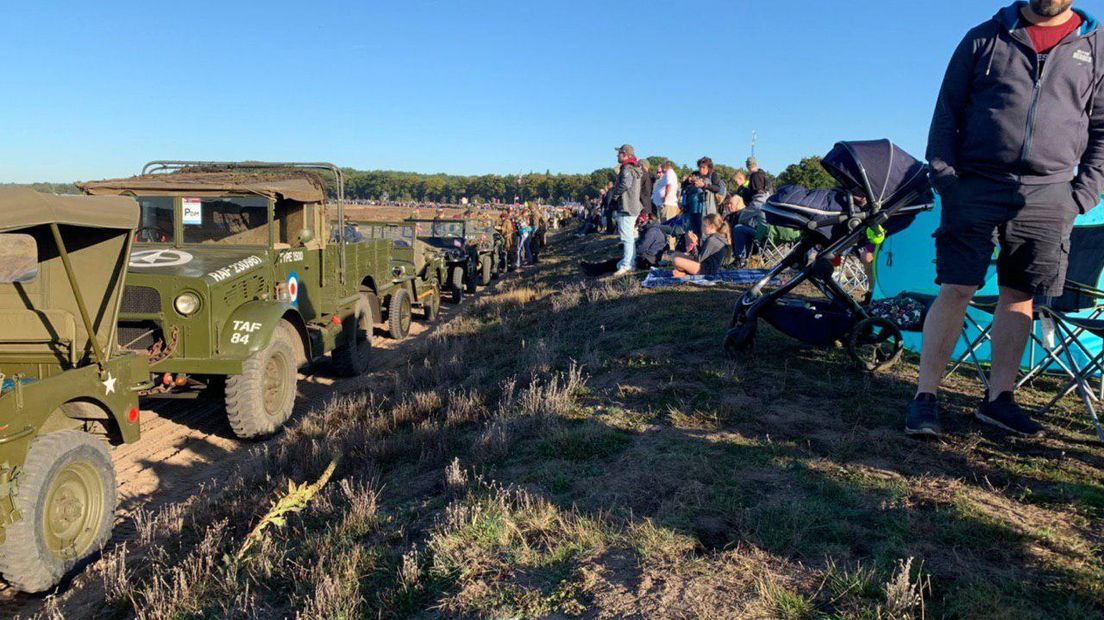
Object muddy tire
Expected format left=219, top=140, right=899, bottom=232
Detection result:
left=388, top=288, right=413, bottom=340
left=225, top=321, right=298, bottom=438
left=450, top=266, right=465, bottom=304
left=422, top=282, right=441, bottom=322
left=0, top=431, right=116, bottom=593
left=332, top=292, right=374, bottom=377
left=279, top=320, right=308, bottom=368
left=480, top=255, right=493, bottom=286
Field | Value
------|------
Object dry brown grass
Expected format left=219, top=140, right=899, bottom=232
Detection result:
left=31, top=225, right=1104, bottom=619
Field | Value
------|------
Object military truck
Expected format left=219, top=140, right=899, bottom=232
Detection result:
left=406, top=218, right=506, bottom=303
left=0, top=189, right=147, bottom=592
left=358, top=222, right=446, bottom=338
left=81, top=162, right=393, bottom=439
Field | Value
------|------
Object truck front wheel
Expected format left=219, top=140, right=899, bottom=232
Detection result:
left=225, top=321, right=298, bottom=438
left=450, top=266, right=465, bottom=304
left=0, top=431, right=116, bottom=593
left=422, top=282, right=441, bottom=322
left=388, top=288, right=413, bottom=340
left=480, top=255, right=493, bottom=286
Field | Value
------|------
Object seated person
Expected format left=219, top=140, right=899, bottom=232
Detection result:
left=580, top=214, right=672, bottom=276
left=331, top=221, right=365, bottom=243
left=671, top=214, right=731, bottom=278
left=720, top=194, right=756, bottom=261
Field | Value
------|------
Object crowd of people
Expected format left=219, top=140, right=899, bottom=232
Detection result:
left=576, top=144, right=775, bottom=278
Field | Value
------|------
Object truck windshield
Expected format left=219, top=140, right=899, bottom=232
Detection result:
left=182, top=196, right=270, bottom=245
left=136, top=197, right=174, bottom=243
left=415, top=221, right=464, bottom=238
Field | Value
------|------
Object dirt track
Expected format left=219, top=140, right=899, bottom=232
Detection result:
left=0, top=295, right=463, bottom=617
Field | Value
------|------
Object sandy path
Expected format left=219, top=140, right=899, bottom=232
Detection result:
left=0, top=288, right=476, bottom=617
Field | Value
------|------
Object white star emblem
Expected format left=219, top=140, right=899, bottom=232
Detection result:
left=102, top=373, right=117, bottom=395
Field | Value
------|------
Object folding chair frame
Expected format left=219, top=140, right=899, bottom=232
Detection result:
left=1022, top=281, right=1104, bottom=442
left=946, top=300, right=1096, bottom=392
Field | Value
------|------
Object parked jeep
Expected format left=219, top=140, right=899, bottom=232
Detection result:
left=357, top=221, right=446, bottom=338
left=81, top=162, right=393, bottom=438
left=406, top=218, right=505, bottom=302
left=0, top=189, right=147, bottom=592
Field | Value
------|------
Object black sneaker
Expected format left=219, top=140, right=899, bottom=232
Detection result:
left=976, top=392, right=1045, bottom=437
left=905, top=393, right=942, bottom=437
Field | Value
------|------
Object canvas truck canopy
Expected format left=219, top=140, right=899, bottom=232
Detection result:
left=0, top=188, right=139, bottom=231
left=79, top=172, right=327, bottom=203
left=0, top=189, right=138, bottom=367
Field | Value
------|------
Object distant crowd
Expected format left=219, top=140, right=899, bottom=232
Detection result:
left=575, top=145, right=776, bottom=277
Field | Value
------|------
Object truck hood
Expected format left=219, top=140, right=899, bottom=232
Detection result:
left=127, top=246, right=268, bottom=283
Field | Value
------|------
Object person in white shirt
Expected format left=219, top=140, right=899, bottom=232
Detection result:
left=652, top=161, right=680, bottom=222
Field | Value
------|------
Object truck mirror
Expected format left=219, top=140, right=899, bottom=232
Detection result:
left=0, top=233, right=38, bottom=283
left=297, top=228, right=315, bottom=246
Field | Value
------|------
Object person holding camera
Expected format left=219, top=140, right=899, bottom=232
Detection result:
left=682, top=157, right=727, bottom=235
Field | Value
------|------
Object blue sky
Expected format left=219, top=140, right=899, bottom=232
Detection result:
left=3, top=0, right=1103, bottom=183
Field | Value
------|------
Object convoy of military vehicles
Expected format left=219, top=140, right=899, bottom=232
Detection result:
left=0, top=162, right=516, bottom=593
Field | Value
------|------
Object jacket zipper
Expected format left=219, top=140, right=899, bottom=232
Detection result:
left=1019, top=64, right=1043, bottom=182
left=1016, top=25, right=1082, bottom=181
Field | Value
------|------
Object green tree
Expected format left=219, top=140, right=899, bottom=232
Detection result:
left=777, top=156, right=836, bottom=190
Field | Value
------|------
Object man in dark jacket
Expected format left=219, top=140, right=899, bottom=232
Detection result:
left=612, top=144, right=644, bottom=276
left=908, top=0, right=1104, bottom=439
left=746, top=158, right=771, bottom=198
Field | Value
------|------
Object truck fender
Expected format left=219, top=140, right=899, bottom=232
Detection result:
left=219, top=301, right=297, bottom=359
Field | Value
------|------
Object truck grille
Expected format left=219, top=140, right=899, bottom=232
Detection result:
left=117, top=320, right=162, bottom=352
left=121, top=286, right=161, bottom=314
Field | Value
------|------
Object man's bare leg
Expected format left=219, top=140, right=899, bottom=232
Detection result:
left=916, top=284, right=978, bottom=395
left=986, top=286, right=1034, bottom=399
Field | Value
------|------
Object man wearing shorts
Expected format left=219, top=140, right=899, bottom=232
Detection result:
left=908, top=0, right=1104, bottom=437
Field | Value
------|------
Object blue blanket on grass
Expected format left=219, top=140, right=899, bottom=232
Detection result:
left=641, top=268, right=781, bottom=289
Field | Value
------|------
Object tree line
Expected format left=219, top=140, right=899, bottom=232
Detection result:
left=340, top=155, right=835, bottom=204
left=8, top=155, right=836, bottom=204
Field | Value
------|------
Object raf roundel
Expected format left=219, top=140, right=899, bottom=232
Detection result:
left=287, top=272, right=300, bottom=306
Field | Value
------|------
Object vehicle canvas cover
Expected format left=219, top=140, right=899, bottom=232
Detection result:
left=0, top=188, right=139, bottom=362
left=80, top=171, right=327, bottom=203
left=0, top=188, right=139, bottom=231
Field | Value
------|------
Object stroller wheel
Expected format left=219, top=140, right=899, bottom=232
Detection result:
left=847, top=317, right=903, bottom=372
left=724, top=319, right=758, bottom=358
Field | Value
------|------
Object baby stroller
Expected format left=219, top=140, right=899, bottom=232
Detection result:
left=723, top=140, right=933, bottom=371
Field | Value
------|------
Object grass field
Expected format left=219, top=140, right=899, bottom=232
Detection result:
left=62, top=226, right=1104, bottom=619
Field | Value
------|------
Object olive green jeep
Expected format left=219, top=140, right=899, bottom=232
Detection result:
left=0, top=189, right=147, bottom=592
left=357, top=221, right=446, bottom=338
left=81, top=162, right=393, bottom=439
left=406, top=218, right=506, bottom=303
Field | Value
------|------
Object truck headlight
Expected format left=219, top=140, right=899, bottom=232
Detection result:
left=174, top=292, right=200, bottom=316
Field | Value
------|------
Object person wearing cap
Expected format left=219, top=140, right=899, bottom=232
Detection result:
left=738, top=157, right=772, bottom=232
left=612, top=145, right=644, bottom=276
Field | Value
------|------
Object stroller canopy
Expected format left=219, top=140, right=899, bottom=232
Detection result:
left=763, top=140, right=932, bottom=241
left=822, top=140, right=931, bottom=210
